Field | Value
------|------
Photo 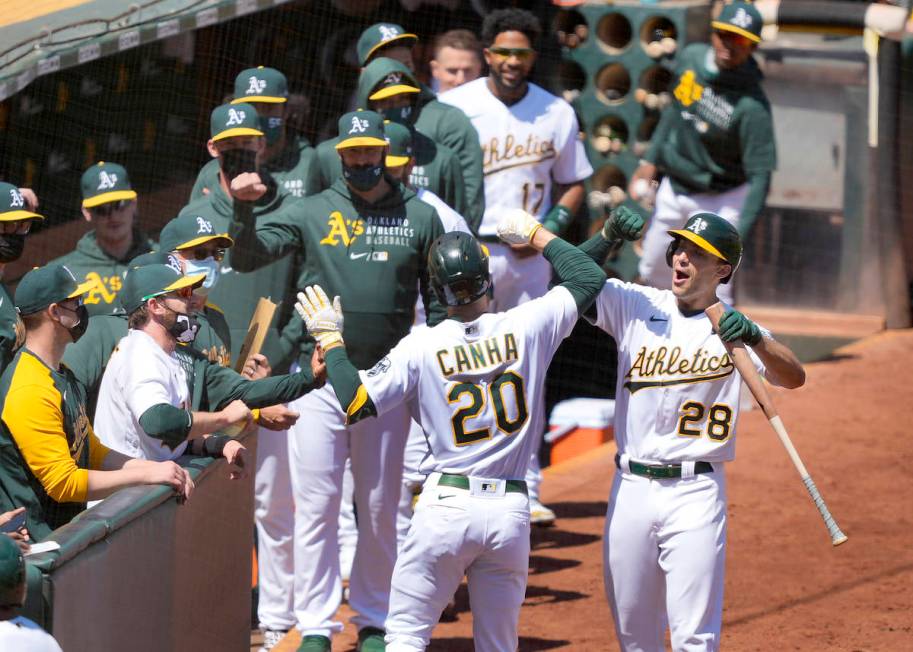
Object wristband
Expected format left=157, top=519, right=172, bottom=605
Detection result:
left=202, top=434, right=231, bottom=457
left=251, top=408, right=261, bottom=423
left=542, top=205, right=572, bottom=235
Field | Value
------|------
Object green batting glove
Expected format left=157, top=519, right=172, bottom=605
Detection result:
left=602, top=206, right=645, bottom=243
left=717, top=309, right=762, bottom=346
left=541, top=204, right=573, bottom=235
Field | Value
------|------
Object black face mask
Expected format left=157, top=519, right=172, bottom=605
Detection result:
left=0, top=234, right=26, bottom=263
left=219, top=149, right=258, bottom=181
left=379, top=104, right=416, bottom=126
left=342, top=161, right=385, bottom=192
left=59, top=304, right=89, bottom=343
left=166, top=308, right=199, bottom=343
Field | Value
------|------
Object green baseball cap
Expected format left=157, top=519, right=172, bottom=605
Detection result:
left=0, top=534, right=25, bottom=604
left=81, top=162, right=137, bottom=209
left=231, top=66, right=288, bottom=104
left=120, top=264, right=205, bottom=314
left=384, top=121, right=413, bottom=167
left=366, top=59, right=421, bottom=102
left=159, top=213, right=233, bottom=253
left=0, top=182, right=43, bottom=222
left=668, top=212, right=742, bottom=267
left=712, top=1, right=763, bottom=43
left=358, top=23, right=418, bottom=66
left=335, top=110, right=387, bottom=150
left=15, top=264, right=95, bottom=315
left=210, top=102, right=264, bottom=142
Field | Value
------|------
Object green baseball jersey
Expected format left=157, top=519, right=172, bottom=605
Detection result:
left=645, top=43, right=776, bottom=234
left=190, top=135, right=320, bottom=201
left=228, top=178, right=447, bottom=369
left=48, top=229, right=156, bottom=316
left=179, top=179, right=302, bottom=371
left=314, top=134, right=466, bottom=218
left=0, top=283, right=18, bottom=374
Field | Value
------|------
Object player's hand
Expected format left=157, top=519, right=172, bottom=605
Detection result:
left=296, top=285, right=344, bottom=350
left=717, top=309, right=762, bottom=346
left=497, top=208, right=541, bottom=246
left=508, top=242, right=539, bottom=258
left=258, top=404, right=301, bottom=431
left=221, top=399, right=253, bottom=428
left=628, top=162, right=657, bottom=201
left=221, top=439, right=248, bottom=480
left=311, top=346, right=327, bottom=387
left=602, top=206, right=645, bottom=242
left=147, top=461, right=194, bottom=501
left=0, top=507, right=30, bottom=554
left=17, top=188, right=39, bottom=211
left=241, top=353, right=271, bottom=380
left=230, top=172, right=267, bottom=202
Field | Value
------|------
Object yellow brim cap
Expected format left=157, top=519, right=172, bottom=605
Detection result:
left=164, top=273, right=207, bottom=293
left=335, top=136, right=388, bottom=150
left=176, top=233, right=234, bottom=250
left=385, top=154, right=411, bottom=167
left=68, top=279, right=97, bottom=299
left=365, top=33, right=418, bottom=62
left=711, top=22, right=762, bottom=43
left=82, top=189, right=137, bottom=209
left=0, top=209, right=44, bottom=221
left=667, top=229, right=727, bottom=261
left=368, top=85, right=420, bottom=101
left=212, top=127, right=264, bottom=142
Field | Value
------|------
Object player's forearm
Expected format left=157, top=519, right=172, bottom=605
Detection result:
left=541, top=183, right=585, bottom=236
left=324, top=347, right=377, bottom=424
left=754, top=335, right=806, bottom=389
left=578, top=232, right=616, bottom=265
left=231, top=370, right=319, bottom=409
left=227, top=202, right=293, bottom=272
left=542, top=237, right=607, bottom=311
left=85, top=464, right=152, bottom=500
left=737, top=172, right=771, bottom=238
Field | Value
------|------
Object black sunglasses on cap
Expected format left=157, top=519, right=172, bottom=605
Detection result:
left=90, top=199, right=133, bottom=217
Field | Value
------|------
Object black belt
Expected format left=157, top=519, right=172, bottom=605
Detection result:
left=615, top=454, right=714, bottom=479
left=437, top=473, right=528, bottom=495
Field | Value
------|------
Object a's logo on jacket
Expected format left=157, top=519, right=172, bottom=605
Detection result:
left=320, top=211, right=364, bottom=247
left=97, top=171, right=118, bottom=190
left=673, top=70, right=704, bottom=107
left=246, top=76, right=267, bottom=95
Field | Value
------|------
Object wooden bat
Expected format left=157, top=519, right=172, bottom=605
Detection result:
left=233, top=298, right=277, bottom=373
left=705, top=302, right=848, bottom=547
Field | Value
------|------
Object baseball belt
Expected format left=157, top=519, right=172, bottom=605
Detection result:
left=437, top=473, right=528, bottom=495
left=614, top=454, right=714, bottom=479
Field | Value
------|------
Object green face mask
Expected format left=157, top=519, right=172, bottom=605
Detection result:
left=261, top=115, right=284, bottom=145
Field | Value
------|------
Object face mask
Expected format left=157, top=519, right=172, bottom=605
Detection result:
left=183, top=257, right=220, bottom=290
left=342, top=161, right=385, bottom=192
left=166, top=307, right=199, bottom=343
left=0, top=234, right=26, bottom=263
left=58, top=304, right=89, bottom=343
left=379, top=105, right=415, bottom=126
left=220, top=148, right=258, bottom=181
left=261, top=115, right=284, bottom=145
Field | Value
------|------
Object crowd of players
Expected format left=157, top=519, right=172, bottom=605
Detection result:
left=0, top=4, right=793, bottom=652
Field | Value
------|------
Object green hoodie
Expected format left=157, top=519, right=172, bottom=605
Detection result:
left=228, top=177, right=447, bottom=370
left=645, top=43, right=776, bottom=236
left=0, top=283, right=17, bottom=374
left=189, top=135, right=320, bottom=201
left=49, top=229, right=155, bottom=317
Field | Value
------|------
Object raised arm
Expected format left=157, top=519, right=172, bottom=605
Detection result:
left=225, top=174, right=303, bottom=272
left=578, top=206, right=645, bottom=265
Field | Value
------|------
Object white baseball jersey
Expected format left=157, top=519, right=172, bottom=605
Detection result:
left=0, top=617, right=63, bottom=652
left=594, top=280, right=768, bottom=463
left=94, top=329, right=190, bottom=461
left=439, top=78, right=593, bottom=236
left=362, top=286, right=579, bottom=479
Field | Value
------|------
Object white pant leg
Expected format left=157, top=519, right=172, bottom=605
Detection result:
left=338, top=460, right=358, bottom=581
left=604, top=472, right=668, bottom=652
left=638, top=177, right=689, bottom=290
left=658, top=472, right=727, bottom=652
left=465, top=493, right=531, bottom=652
left=348, top=401, right=411, bottom=631
left=398, top=419, right=429, bottom=552
left=288, top=384, right=349, bottom=637
left=254, top=425, right=296, bottom=631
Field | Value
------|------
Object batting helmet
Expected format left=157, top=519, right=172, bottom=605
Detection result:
left=666, top=212, right=742, bottom=283
left=0, top=533, right=25, bottom=608
left=428, top=231, right=491, bottom=306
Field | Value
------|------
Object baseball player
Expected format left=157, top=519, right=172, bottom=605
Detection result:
left=0, top=183, right=44, bottom=373
left=227, top=110, right=445, bottom=652
left=583, top=209, right=805, bottom=651
left=356, top=22, right=485, bottom=230
left=294, top=207, right=606, bottom=652
left=190, top=66, right=320, bottom=201
left=629, top=1, right=776, bottom=306
left=49, top=162, right=155, bottom=316
left=439, top=7, right=593, bottom=524
left=0, top=534, right=63, bottom=651
left=429, top=29, right=483, bottom=94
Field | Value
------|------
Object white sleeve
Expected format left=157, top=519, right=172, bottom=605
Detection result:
left=124, top=354, right=179, bottom=419
left=551, top=102, right=594, bottom=185
left=359, top=334, right=420, bottom=417
left=593, top=279, right=646, bottom=339
left=509, top=286, right=579, bottom=356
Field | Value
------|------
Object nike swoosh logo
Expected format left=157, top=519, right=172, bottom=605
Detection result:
left=349, top=252, right=368, bottom=260
left=649, top=316, right=668, bottom=322
left=438, top=494, right=455, bottom=500
left=220, top=265, right=233, bottom=274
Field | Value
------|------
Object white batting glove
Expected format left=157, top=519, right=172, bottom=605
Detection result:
left=496, top=208, right=542, bottom=246
left=295, top=285, right=345, bottom=351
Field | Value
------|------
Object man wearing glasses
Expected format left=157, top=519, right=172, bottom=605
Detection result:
left=629, top=1, right=775, bottom=306
left=50, top=162, right=155, bottom=316
left=439, top=8, right=593, bottom=527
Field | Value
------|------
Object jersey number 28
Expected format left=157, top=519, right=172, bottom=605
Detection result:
left=677, top=400, right=733, bottom=442
left=448, top=372, right=529, bottom=446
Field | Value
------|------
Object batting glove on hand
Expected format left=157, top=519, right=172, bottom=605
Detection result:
left=602, top=206, right=645, bottom=243
left=296, top=285, right=345, bottom=351
left=717, top=309, right=762, bottom=346
left=497, top=208, right=542, bottom=245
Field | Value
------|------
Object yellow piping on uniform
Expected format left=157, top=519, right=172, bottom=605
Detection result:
left=345, top=384, right=370, bottom=425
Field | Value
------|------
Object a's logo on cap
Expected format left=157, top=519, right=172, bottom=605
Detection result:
left=349, top=116, right=370, bottom=134
left=246, top=76, right=267, bottom=95
left=731, top=7, right=753, bottom=28
left=165, top=253, right=183, bottom=274
left=379, top=25, right=401, bottom=41
left=196, top=216, right=213, bottom=234
left=97, top=170, right=118, bottom=191
left=226, top=108, right=246, bottom=126
left=8, top=188, right=24, bottom=208
left=688, top=217, right=709, bottom=234
left=383, top=72, right=403, bottom=86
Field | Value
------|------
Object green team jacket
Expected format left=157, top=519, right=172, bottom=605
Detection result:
left=48, top=229, right=156, bottom=317
left=645, top=43, right=776, bottom=236
left=179, top=178, right=302, bottom=371
left=228, top=177, right=447, bottom=370
left=0, top=283, right=17, bottom=374
left=189, top=135, right=321, bottom=201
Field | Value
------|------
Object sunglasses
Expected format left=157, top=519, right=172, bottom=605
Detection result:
left=90, top=199, right=133, bottom=218
left=489, top=47, right=534, bottom=61
left=0, top=219, right=33, bottom=235
left=185, top=246, right=225, bottom=262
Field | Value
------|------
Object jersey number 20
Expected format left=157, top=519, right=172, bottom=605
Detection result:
left=448, top=372, right=529, bottom=446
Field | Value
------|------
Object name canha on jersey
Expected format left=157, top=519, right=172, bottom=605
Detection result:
left=594, top=279, right=767, bottom=463
left=361, top=286, right=578, bottom=479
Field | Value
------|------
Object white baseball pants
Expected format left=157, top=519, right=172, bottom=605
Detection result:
left=638, top=177, right=749, bottom=306
left=288, top=382, right=410, bottom=637
left=603, top=465, right=727, bottom=652
left=385, top=474, right=531, bottom=651
left=397, top=418, right=431, bottom=551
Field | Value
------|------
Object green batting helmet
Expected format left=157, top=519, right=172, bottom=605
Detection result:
left=0, top=533, right=25, bottom=608
left=666, top=212, right=742, bottom=283
left=428, top=232, right=491, bottom=306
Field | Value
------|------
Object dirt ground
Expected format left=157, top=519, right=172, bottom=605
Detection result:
left=271, top=330, right=913, bottom=651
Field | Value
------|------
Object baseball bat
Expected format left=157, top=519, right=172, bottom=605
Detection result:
left=705, top=303, right=848, bottom=546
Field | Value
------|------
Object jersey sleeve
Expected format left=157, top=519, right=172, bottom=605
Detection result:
left=358, top=335, right=420, bottom=418
left=551, top=102, right=594, bottom=185
left=593, top=279, right=648, bottom=338
left=123, top=353, right=182, bottom=419
left=508, top=286, right=579, bottom=356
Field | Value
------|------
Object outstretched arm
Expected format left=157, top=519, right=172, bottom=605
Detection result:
left=226, top=173, right=303, bottom=272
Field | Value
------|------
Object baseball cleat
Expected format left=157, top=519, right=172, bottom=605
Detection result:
left=529, top=499, right=556, bottom=527
left=297, top=634, right=331, bottom=652
left=258, top=628, right=288, bottom=651
left=357, top=626, right=386, bottom=651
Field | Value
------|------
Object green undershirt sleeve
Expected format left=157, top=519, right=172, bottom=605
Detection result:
left=543, top=237, right=607, bottom=313
left=324, top=347, right=377, bottom=424
left=138, top=404, right=193, bottom=450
